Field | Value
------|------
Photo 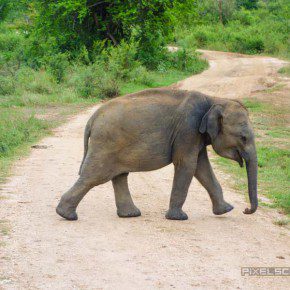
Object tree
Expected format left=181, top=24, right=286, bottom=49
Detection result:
left=28, top=0, right=174, bottom=67
left=0, top=0, right=12, bottom=21
left=218, top=0, right=223, bottom=24
left=236, top=0, right=258, bottom=10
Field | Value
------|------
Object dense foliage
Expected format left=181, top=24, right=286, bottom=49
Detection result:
left=172, top=0, right=290, bottom=57
left=0, top=0, right=288, bottom=79
left=1, top=1, right=172, bottom=80
left=0, top=0, right=288, bottom=106
left=0, top=0, right=210, bottom=98
left=16, top=0, right=175, bottom=68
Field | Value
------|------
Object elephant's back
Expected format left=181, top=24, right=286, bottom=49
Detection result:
left=88, top=89, right=185, bottom=152
left=92, top=89, right=182, bottom=128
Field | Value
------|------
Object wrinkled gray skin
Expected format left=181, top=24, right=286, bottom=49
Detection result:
left=56, top=89, right=258, bottom=221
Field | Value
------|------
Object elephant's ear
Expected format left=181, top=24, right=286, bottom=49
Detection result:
left=199, top=104, right=223, bottom=141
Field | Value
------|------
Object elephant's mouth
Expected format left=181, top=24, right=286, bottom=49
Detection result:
left=236, top=150, right=244, bottom=168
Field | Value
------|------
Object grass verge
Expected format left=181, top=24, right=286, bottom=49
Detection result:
left=278, top=65, right=290, bottom=76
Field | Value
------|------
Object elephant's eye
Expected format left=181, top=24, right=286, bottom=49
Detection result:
left=241, top=136, right=247, bottom=143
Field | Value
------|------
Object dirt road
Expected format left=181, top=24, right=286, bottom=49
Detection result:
left=0, top=51, right=289, bottom=289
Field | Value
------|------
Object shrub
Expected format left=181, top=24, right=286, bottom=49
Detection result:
left=245, top=37, right=265, bottom=54
left=0, top=75, right=15, bottom=95
left=46, top=53, right=70, bottom=83
left=16, top=67, right=56, bottom=95
left=229, top=33, right=265, bottom=54
left=103, top=41, right=140, bottom=80
left=174, top=0, right=289, bottom=58
left=70, top=65, right=98, bottom=98
left=278, top=65, right=290, bottom=76
left=194, top=30, right=209, bottom=47
left=128, top=66, right=154, bottom=86
left=69, top=63, right=120, bottom=99
left=232, top=8, right=257, bottom=25
left=0, top=110, right=49, bottom=157
left=136, top=28, right=168, bottom=69
left=98, top=76, right=120, bottom=99
left=167, top=48, right=209, bottom=73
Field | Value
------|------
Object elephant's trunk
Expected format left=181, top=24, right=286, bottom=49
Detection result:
left=243, top=148, right=258, bottom=214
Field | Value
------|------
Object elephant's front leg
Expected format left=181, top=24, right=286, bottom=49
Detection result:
left=195, top=147, right=234, bottom=215
left=166, top=158, right=197, bottom=220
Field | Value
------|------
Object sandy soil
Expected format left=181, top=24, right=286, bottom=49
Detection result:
left=0, top=50, right=289, bottom=290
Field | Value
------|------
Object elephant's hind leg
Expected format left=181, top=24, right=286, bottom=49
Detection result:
left=56, top=153, right=115, bottom=220
left=112, top=173, right=141, bottom=218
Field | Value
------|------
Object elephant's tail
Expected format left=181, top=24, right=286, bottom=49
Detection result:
left=78, top=119, right=91, bottom=175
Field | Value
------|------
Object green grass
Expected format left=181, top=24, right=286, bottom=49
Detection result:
left=120, top=69, right=191, bottom=95
left=278, top=65, right=290, bottom=76
left=0, top=89, right=98, bottom=183
left=266, top=127, right=290, bottom=139
left=215, top=98, right=290, bottom=215
left=0, top=109, right=50, bottom=183
left=242, top=99, right=266, bottom=112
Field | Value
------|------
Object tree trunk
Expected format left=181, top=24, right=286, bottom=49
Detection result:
left=92, top=12, right=99, bottom=27
left=92, top=11, right=117, bottom=45
left=218, top=0, right=223, bottom=25
left=106, top=29, right=118, bottom=45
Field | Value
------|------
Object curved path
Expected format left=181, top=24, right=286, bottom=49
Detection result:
left=0, top=51, right=289, bottom=289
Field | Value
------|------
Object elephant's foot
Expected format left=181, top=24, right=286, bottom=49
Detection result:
left=213, top=202, right=234, bottom=215
left=117, top=204, right=141, bottom=218
left=165, top=208, right=188, bottom=220
left=56, top=203, right=78, bottom=221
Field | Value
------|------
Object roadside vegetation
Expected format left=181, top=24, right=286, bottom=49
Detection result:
left=279, top=65, right=290, bottom=76
left=173, top=0, right=290, bottom=58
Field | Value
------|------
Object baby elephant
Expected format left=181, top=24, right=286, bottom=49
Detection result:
left=56, top=89, right=258, bottom=221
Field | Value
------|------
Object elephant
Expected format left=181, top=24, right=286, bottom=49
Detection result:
left=56, top=88, right=258, bottom=221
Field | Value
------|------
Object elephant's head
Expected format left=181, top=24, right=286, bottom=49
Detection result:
left=199, top=100, right=258, bottom=214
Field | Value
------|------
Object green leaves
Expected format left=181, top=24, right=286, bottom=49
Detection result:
left=27, top=0, right=174, bottom=67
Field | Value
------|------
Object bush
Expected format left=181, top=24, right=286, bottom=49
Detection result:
left=232, top=8, right=258, bottom=25
left=102, top=41, right=140, bottom=80
left=0, top=110, right=49, bottom=157
left=70, top=65, right=98, bottom=98
left=16, top=67, right=56, bottom=95
left=166, top=48, right=209, bottom=74
left=194, top=30, right=209, bottom=47
left=0, top=75, right=15, bottom=95
left=128, top=66, right=154, bottom=86
left=136, top=28, right=168, bottom=69
left=69, top=63, right=120, bottom=99
left=0, top=27, right=26, bottom=77
left=98, top=77, right=120, bottom=99
left=174, top=0, right=290, bottom=58
left=231, top=34, right=265, bottom=54
left=46, top=53, right=70, bottom=83
left=278, top=65, right=290, bottom=76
